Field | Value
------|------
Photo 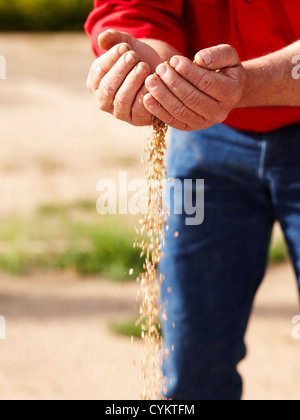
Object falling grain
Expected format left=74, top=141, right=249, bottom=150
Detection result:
left=135, top=118, right=169, bottom=400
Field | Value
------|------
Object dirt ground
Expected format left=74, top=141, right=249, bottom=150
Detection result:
left=0, top=34, right=299, bottom=401
left=0, top=263, right=299, bottom=401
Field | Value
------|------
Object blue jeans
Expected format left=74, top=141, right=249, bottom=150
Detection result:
left=160, top=122, right=300, bottom=400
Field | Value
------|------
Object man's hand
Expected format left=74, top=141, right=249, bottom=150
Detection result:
left=143, top=45, right=246, bottom=131
left=87, top=30, right=166, bottom=126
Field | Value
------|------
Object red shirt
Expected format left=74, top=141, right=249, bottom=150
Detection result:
left=85, top=0, right=300, bottom=133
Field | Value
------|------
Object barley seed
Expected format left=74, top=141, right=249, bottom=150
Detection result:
left=135, top=117, right=169, bottom=400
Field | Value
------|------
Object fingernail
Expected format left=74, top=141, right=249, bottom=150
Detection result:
left=170, top=57, right=180, bottom=69
left=119, top=44, right=130, bottom=55
left=196, top=51, right=212, bottom=66
left=156, top=63, right=168, bottom=77
left=125, top=52, right=138, bottom=65
left=146, top=75, right=158, bottom=89
left=136, top=62, right=148, bottom=75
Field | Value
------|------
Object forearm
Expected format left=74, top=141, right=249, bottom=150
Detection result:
left=238, top=40, right=300, bottom=108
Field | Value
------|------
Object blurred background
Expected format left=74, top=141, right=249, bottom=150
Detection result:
left=0, top=0, right=299, bottom=400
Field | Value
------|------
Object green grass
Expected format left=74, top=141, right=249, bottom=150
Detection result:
left=37, top=200, right=96, bottom=216
left=0, top=201, right=291, bottom=342
left=0, top=200, right=290, bottom=283
left=52, top=222, right=142, bottom=281
left=108, top=317, right=162, bottom=339
left=269, top=237, right=289, bottom=264
left=108, top=317, right=144, bottom=339
left=0, top=0, right=94, bottom=31
left=0, top=201, right=142, bottom=281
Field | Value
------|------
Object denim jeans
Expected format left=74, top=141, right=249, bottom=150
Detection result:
left=160, top=122, right=300, bottom=400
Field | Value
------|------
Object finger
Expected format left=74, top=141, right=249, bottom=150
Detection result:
left=131, top=85, right=153, bottom=126
left=156, top=63, right=225, bottom=120
left=87, top=43, right=130, bottom=93
left=96, top=50, right=140, bottom=113
left=145, top=74, right=206, bottom=128
left=99, top=29, right=132, bottom=51
left=143, top=93, right=191, bottom=131
left=169, top=56, right=238, bottom=101
left=194, top=44, right=240, bottom=71
left=114, top=61, right=150, bottom=122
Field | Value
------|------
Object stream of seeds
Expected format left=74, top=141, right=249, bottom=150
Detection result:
left=134, top=118, right=169, bottom=400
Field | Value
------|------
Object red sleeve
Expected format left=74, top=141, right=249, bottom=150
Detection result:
left=84, top=0, right=185, bottom=57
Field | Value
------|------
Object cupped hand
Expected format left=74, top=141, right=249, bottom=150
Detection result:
left=143, top=45, right=246, bottom=131
left=87, top=30, right=163, bottom=126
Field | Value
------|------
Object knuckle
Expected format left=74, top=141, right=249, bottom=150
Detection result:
left=100, top=79, right=115, bottom=97
left=164, top=114, right=177, bottom=126
left=96, top=98, right=105, bottom=111
left=113, top=109, right=126, bottom=121
left=193, top=114, right=206, bottom=129
left=172, top=103, right=188, bottom=120
left=113, top=104, right=129, bottom=121
left=198, top=71, right=215, bottom=92
left=132, top=103, right=149, bottom=119
left=165, top=75, right=178, bottom=91
left=228, top=45, right=239, bottom=61
left=154, top=109, right=176, bottom=126
left=219, top=43, right=236, bottom=56
left=115, top=93, right=130, bottom=109
left=181, top=61, right=195, bottom=80
left=93, top=58, right=106, bottom=77
left=113, top=93, right=134, bottom=121
left=87, top=78, right=97, bottom=95
left=226, top=44, right=240, bottom=63
left=181, top=89, right=199, bottom=108
left=96, top=99, right=105, bottom=112
left=215, top=104, right=229, bottom=122
left=217, top=110, right=229, bottom=123
left=95, top=94, right=112, bottom=113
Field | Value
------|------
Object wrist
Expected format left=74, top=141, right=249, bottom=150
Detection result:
left=141, top=38, right=181, bottom=63
left=235, top=63, right=252, bottom=109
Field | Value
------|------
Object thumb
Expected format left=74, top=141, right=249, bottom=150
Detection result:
left=98, top=29, right=132, bottom=51
left=194, top=44, right=240, bottom=71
